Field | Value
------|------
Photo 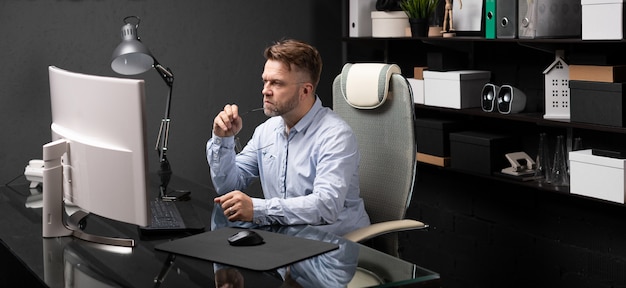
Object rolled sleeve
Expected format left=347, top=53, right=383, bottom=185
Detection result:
left=252, top=197, right=271, bottom=225
left=206, top=134, right=239, bottom=195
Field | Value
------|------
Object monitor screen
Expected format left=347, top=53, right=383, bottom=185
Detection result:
left=44, top=66, right=150, bottom=245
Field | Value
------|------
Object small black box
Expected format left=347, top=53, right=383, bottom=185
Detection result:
left=415, top=118, right=465, bottom=157
left=449, top=131, right=519, bottom=175
left=426, top=51, right=467, bottom=72
left=570, top=80, right=625, bottom=127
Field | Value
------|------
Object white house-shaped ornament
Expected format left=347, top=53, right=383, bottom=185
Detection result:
left=543, top=50, right=570, bottom=120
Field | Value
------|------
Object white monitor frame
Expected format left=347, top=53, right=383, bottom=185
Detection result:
left=43, top=66, right=150, bottom=247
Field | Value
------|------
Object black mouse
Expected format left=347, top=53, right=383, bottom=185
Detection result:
left=227, top=230, right=265, bottom=246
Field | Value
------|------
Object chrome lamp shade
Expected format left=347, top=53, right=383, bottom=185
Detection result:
left=111, top=21, right=154, bottom=75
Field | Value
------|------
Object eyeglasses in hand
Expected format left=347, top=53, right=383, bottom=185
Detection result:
left=235, top=107, right=265, bottom=153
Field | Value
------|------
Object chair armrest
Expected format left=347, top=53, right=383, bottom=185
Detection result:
left=342, top=219, right=428, bottom=243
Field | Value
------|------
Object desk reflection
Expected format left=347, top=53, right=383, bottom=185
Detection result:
left=43, top=238, right=130, bottom=288
left=215, top=267, right=244, bottom=288
left=1, top=180, right=438, bottom=288
left=39, top=212, right=359, bottom=288
left=211, top=212, right=359, bottom=288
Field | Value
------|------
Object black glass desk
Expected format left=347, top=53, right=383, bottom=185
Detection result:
left=0, top=176, right=440, bottom=287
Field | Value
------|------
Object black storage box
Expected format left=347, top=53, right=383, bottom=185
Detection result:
left=449, top=131, right=519, bottom=175
left=415, top=118, right=465, bottom=157
left=570, top=80, right=625, bottom=127
left=426, top=51, right=467, bottom=72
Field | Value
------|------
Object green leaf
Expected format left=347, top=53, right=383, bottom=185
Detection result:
left=400, top=0, right=440, bottom=19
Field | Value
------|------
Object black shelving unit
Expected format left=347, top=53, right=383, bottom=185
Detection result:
left=343, top=36, right=626, bottom=204
left=342, top=5, right=626, bottom=285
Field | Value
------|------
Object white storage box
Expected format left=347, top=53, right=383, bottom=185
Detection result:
left=408, top=78, right=425, bottom=104
left=371, top=11, right=409, bottom=37
left=570, top=149, right=626, bottom=204
left=582, top=0, right=625, bottom=40
left=423, top=70, right=491, bottom=109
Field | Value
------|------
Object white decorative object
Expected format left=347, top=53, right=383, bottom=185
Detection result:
left=24, top=159, right=44, bottom=188
left=542, top=50, right=570, bottom=120
left=371, top=11, right=409, bottom=37
left=452, top=0, right=483, bottom=32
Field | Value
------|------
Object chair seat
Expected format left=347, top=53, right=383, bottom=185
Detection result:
left=343, top=219, right=427, bottom=243
left=348, top=267, right=384, bottom=288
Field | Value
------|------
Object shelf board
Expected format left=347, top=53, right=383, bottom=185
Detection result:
left=415, top=105, right=626, bottom=134
left=417, top=161, right=571, bottom=194
left=344, top=36, right=626, bottom=44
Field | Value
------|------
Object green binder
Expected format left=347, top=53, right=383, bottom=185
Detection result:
left=485, top=0, right=496, bottom=39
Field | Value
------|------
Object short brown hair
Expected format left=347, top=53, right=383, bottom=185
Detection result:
left=264, top=39, right=323, bottom=89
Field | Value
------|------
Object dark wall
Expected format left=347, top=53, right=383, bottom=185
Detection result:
left=0, top=0, right=343, bottom=188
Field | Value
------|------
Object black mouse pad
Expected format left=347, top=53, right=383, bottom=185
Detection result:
left=154, top=227, right=339, bottom=271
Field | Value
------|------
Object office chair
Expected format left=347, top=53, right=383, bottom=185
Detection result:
left=333, top=63, right=428, bottom=286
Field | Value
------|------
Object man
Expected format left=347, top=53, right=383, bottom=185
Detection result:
left=206, top=39, right=370, bottom=236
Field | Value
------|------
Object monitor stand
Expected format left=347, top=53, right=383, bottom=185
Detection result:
left=42, top=139, right=135, bottom=247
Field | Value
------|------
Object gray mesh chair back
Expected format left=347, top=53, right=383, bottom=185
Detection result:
left=333, top=63, right=422, bottom=257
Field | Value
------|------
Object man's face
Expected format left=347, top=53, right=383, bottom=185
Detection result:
left=261, top=59, right=305, bottom=117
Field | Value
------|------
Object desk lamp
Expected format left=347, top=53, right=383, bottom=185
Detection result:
left=111, top=16, right=174, bottom=198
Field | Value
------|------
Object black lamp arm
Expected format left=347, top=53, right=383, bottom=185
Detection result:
left=154, top=60, right=174, bottom=87
left=152, top=57, right=174, bottom=196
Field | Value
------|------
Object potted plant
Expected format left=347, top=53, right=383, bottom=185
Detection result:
left=399, top=0, right=440, bottom=37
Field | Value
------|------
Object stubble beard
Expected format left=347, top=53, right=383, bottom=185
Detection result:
left=264, top=92, right=299, bottom=117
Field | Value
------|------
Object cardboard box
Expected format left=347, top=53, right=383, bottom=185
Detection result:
left=449, top=131, right=519, bottom=175
left=582, top=0, right=625, bottom=40
left=413, top=67, right=428, bottom=80
left=569, top=65, right=626, bottom=82
left=415, top=118, right=465, bottom=157
left=371, top=11, right=409, bottom=38
left=570, top=149, right=626, bottom=204
left=570, top=80, right=626, bottom=127
left=408, top=78, right=425, bottom=104
left=423, top=70, right=491, bottom=109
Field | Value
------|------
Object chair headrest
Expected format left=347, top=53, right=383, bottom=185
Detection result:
left=340, top=63, right=402, bottom=109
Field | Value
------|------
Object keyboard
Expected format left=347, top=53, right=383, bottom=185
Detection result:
left=139, top=198, right=206, bottom=236
left=149, top=199, right=186, bottom=229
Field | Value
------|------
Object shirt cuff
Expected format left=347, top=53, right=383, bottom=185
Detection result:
left=251, top=198, right=269, bottom=226
left=211, top=133, right=236, bottom=148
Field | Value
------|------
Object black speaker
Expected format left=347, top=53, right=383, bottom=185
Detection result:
left=481, top=83, right=499, bottom=112
left=497, top=85, right=526, bottom=114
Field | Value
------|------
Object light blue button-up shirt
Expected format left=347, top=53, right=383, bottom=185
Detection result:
left=206, top=97, right=370, bottom=236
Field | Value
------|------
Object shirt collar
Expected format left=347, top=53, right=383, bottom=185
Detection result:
left=290, top=96, right=323, bottom=135
left=273, top=96, right=323, bottom=136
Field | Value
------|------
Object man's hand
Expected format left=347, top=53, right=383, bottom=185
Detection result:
left=214, top=190, right=254, bottom=222
left=213, top=104, right=243, bottom=137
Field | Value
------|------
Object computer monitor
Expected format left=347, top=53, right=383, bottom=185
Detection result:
left=43, top=66, right=150, bottom=247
